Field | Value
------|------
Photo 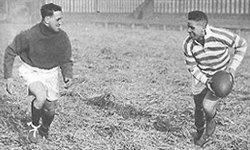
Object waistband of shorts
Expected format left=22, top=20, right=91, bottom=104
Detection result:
left=22, top=63, right=59, bottom=73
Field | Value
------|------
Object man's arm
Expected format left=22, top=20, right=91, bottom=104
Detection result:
left=59, top=33, right=73, bottom=84
left=3, top=31, right=28, bottom=79
left=183, top=38, right=208, bottom=84
left=228, top=34, right=247, bottom=73
left=3, top=31, right=28, bottom=95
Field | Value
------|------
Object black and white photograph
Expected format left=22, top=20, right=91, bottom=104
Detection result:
left=0, top=0, right=249, bottom=149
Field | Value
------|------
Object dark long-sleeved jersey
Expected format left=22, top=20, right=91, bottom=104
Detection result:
left=3, top=22, right=73, bottom=79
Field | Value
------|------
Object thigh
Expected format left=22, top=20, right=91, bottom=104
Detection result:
left=42, top=70, right=59, bottom=101
left=28, top=81, right=47, bottom=102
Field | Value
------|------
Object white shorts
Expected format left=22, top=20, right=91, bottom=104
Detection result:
left=19, top=63, right=59, bottom=101
left=191, top=77, right=206, bottom=95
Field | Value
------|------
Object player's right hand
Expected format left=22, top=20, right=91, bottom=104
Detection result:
left=226, top=67, right=235, bottom=83
left=6, top=78, right=14, bottom=95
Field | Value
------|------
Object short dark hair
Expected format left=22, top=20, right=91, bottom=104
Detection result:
left=41, top=3, right=62, bottom=19
left=188, top=10, right=208, bottom=25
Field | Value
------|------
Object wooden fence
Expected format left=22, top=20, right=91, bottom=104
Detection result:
left=45, top=0, right=250, bottom=14
left=155, top=0, right=250, bottom=14
left=45, top=0, right=144, bottom=13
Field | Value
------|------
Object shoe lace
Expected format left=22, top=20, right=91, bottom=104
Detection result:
left=27, top=122, right=41, bottom=138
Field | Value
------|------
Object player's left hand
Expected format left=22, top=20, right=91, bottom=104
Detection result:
left=64, top=77, right=73, bottom=89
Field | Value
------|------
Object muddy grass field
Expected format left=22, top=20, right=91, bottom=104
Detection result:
left=0, top=23, right=249, bottom=150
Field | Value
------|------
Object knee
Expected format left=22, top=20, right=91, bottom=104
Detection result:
left=31, top=93, right=46, bottom=109
left=203, top=91, right=219, bottom=116
left=203, top=100, right=217, bottom=117
left=203, top=102, right=213, bottom=113
left=33, top=94, right=46, bottom=109
left=29, top=82, right=47, bottom=109
left=30, top=90, right=47, bottom=109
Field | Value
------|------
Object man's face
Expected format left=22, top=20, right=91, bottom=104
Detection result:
left=187, top=20, right=205, bottom=40
left=47, top=11, right=63, bottom=32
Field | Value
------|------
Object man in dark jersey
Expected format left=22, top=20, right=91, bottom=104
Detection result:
left=3, top=3, right=73, bottom=143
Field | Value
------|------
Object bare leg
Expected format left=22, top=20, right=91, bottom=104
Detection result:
left=29, top=81, right=47, bottom=126
left=27, top=81, right=47, bottom=143
left=203, top=90, right=219, bottom=136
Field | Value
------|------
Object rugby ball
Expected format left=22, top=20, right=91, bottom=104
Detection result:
left=209, top=70, right=234, bottom=98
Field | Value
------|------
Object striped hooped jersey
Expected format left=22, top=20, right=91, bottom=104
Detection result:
left=183, top=25, right=247, bottom=84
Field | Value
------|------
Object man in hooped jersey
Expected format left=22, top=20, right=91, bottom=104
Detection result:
left=3, top=3, right=73, bottom=143
left=183, top=11, right=247, bottom=146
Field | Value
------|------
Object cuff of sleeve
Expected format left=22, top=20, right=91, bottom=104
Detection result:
left=63, top=73, right=73, bottom=79
left=200, top=75, right=208, bottom=84
left=229, top=60, right=240, bottom=71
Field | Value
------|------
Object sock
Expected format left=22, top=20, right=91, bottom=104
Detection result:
left=41, top=109, right=55, bottom=130
left=31, top=99, right=42, bottom=126
left=41, top=100, right=56, bottom=131
left=194, top=88, right=207, bottom=130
